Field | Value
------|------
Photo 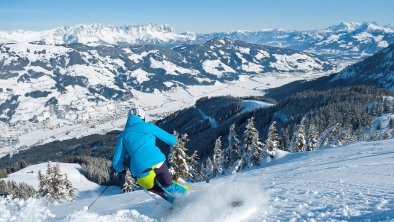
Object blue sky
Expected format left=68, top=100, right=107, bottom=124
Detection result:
left=1, top=0, right=393, bottom=33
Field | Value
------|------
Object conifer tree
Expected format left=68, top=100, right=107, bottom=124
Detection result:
left=122, top=170, right=138, bottom=193
left=266, top=121, right=280, bottom=158
left=0, top=180, right=37, bottom=199
left=168, top=131, right=191, bottom=181
left=227, top=124, right=241, bottom=170
left=203, top=157, right=214, bottom=183
left=188, top=150, right=200, bottom=181
left=197, top=162, right=205, bottom=182
left=38, top=162, right=75, bottom=201
left=291, top=123, right=306, bottom=152
left=337, top=127, right=357, bottom=145
left=213, top=136, right=223, bottom=176
left=383, top=129, right=392, bottom=139
left=242, top=117, right=263, bottom=167
left=231, top=159, right=243, bottom=174
left=306, top=124, right=319, bottom=151
left=280, top=126, right=291, bottom=151
left=389, top=117, right=394, bottom=129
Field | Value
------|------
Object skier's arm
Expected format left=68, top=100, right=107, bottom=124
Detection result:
left=112, top=135, right=126, bottom=173
left=149, top=123, right=177, bottom=146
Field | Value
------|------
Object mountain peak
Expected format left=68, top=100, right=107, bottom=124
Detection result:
left=326, top=21, right=361, bottom=32
left=0, top=23, right=192, bottom=45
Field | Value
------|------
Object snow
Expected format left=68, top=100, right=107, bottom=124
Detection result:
left=274, top=111, right=288, bottom=122
left=0, top=24, right=196, bottom=45
left=270, top=53, right=324, bottom=72
left=149, top=58, right=198, bottom=75
left=3, top=162, right=121, bottom=200
left=353, top=32, right=374, bottom=43
left=255, top=50, right=269, bottom=60
left=0, top=71, right=330, bottom=158
left=128, top=50, right=159, bottom=63
left=238, top=47, right=251, bottom=54
left=196, top=108, right=218, bottom=128
left=2, top=138, right=394, bottom=221
left=128, top=69, right=152, bottom=84
left=202, top=60, right=236, bottom=77
left=241, top=100, right=273, bottom=113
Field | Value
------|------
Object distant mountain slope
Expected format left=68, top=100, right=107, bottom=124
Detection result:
left=197, top=22, right=394, bottom=61
left=0, top=38, right=332, bottom=125
left=332, top=43, right=394, bottom=90
left=0, top=24, right=196, bottom=45
left=266, top=43, right=394, bottom=100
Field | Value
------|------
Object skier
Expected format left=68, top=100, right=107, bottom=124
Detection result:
left=112, top=107, right=190, bottom=203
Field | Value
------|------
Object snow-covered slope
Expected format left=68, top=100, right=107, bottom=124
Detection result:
left=1, top=138, right=393, bottom=221
left=0, top=24, right=196, bottom=45
left=3, top=162, right=121, bottom=200
left=332, top=43, right=394, bottom=91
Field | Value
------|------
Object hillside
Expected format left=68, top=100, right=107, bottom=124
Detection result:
left=0, top=37, right=334, bottom=157
left=2, top=86, right=392, bottom=174
left=1, top=138, right=393, bottom=221
left=266, top=43, right=394, bottom=100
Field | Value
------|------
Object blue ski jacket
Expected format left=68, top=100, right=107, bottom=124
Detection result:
left=112, top=115, right=177, bottom=178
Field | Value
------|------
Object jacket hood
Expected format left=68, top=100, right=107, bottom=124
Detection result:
left=125, top=115, right=144, bottom=128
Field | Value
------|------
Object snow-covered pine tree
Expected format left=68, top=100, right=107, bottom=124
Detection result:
left=265, top=121, right=280, bottom=158
left=327, top=123, right=342, bottom=144
left=168, top=131, right=191, bottom=181
left=213, top=136, right=223, bottom=176
left=242, top=117, right=263, bottom=167
left=227, top=124, right=242, bottom=171
left=383, top=129, right=392, bottom=139
left=317, top=123, right=342, bottom=147
left=122, top=170, right=138, bottom=193
left=187, top=150, right=200, bottom=181
left=306, top=124, right=319, bottom=151
left=38, top=162, right=75, bottom=201
left=280, top=126, right=291, bottom=151
left=203, top=157, right=214, bottom=183
left=337, top=127, right=357, bottom=146
left=291, top=123, right=306, bottom=152
left=389, top=116, right=394, bottom=129
left=0, top=180, right=37, bottom=199
left=63, top=174, right=75, bottom=199
left=197, top=162, right=205, bottom=182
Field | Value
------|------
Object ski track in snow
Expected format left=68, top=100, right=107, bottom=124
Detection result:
left=195, top=108, right=218, bottom=128
left=1, top=139, right=394, bottom=221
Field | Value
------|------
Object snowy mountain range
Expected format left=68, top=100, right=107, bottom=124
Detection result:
left=0, top=38, right=331, bottom=124
left=1, top=22, right=393, bottom=61
left=0, top=24, right=196, bottom=46
left=198, top=22, right=394, bottom=61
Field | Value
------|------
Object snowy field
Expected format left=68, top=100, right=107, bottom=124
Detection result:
left=0, top=71, right=331, bottom=158
left=1, top=138, right=393, bottom=221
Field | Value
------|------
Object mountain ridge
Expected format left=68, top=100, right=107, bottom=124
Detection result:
left=1, top=22, right=393, bottom=61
